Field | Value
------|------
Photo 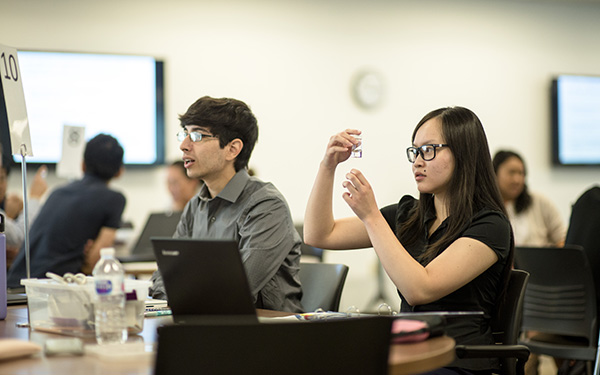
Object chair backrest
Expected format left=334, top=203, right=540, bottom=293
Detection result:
left=295, top=224, right=324, bottom=261
left=298, top=262, right=349, bottom=312
left=514, top=245, right=598, bottom=343
left=154, top=317, right=393, bottom=375
left=565, top=186, right=600, bottom=307
left=491, top=269, right=530, bottom=375
left=492, top=269, right=530, bottom=345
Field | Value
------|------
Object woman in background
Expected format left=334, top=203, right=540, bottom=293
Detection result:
left=305, top=106, right=513, bottom=374
left=492, top=150, right=565, bottom=248
left=493, top=150, right=566, bottom=375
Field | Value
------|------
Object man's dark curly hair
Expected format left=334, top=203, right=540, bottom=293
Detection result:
left=84, top=134, right=124, bottom=181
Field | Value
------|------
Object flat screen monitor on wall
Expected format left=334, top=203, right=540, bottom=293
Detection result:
left=11, top=50, right=165, bottom=166
left=552, top=74, right=600, bottom=166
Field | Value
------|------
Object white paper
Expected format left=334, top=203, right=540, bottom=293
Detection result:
left=56, top=125, right=85, bottom=179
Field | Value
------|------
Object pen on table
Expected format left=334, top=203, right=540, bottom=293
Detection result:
left=145, top=309, right=172, bottom=317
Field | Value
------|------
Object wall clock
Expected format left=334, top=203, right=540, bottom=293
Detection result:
left=351, top=70, right=384, bottom=109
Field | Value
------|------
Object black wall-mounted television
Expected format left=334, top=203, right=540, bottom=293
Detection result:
left=552, top=74, right=600, bottom=166
left=10, top=50, right=165, bottom=166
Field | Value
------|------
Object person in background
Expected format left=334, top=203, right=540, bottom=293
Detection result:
left=304, top=107, right=513, bottom=374
left=166, top=160, right=200, bottom=212
left=7, top=134, right=126, bottom=287
left=492, top=150, right=565, bottom=247
left=493, top=150, right=566, bottom=375
left=0, top=150, right=48, bottom=268
left=149, top=96, right=303, bottom=313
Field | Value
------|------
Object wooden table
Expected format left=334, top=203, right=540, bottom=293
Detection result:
left=0, top=306, right=455, bottom=375
left=122, top=262, right=158, bottom=278
left=388, top=335, right=456, bottom=375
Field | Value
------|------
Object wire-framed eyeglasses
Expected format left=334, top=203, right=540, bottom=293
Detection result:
left=406, top=144, right=449, bottom=163
left=176, top=130, right=218, bottom=143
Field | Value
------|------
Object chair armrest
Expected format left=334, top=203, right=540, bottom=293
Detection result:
left=455, top=344, right=530, bottom=375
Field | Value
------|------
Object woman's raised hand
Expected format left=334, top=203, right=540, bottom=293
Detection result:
left=322, top=129, right=361, bottom=169
left=342, top=168, right=379, bottom=221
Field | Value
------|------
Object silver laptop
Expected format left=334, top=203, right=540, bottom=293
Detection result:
left=151, top=237, right=258, bottom=324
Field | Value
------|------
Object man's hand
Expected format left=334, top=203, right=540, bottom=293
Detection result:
left=4, top=194, right=23, bottom=219
left=30, top=166, right=48, bottom=199
left=6, top=244, right=20, bottom=268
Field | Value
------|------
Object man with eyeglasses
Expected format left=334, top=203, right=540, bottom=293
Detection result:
left=149, top=96, right=303, bottom=313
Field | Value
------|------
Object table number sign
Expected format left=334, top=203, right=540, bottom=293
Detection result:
left=0, top=42, right=33, bottom=157
left=1, top=42, right=35, bottom=284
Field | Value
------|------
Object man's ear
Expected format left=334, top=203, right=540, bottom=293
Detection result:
left=225, top=139, right=243, bottom=162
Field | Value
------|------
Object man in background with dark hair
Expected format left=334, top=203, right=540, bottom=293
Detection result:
left=150, top=96, right=303, bottom=313
left=7, top=134, right=126, bottom=287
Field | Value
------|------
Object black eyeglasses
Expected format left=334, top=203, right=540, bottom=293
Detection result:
left=176, top=130, right=217, bottom=142
left=406, top=144, right=449, bottom=163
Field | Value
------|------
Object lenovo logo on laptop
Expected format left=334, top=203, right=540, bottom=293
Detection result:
left=161, top=250, right=180, bottom=256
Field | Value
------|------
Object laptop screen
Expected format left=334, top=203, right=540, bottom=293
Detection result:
left=151, top=237, right=257, bottom=322
left=119, top=212, right=181, bottom=263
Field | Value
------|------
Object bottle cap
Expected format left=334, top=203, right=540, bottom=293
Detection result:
left=100, top=247, right=115, bottom=257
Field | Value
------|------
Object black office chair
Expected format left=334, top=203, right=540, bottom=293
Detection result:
left=565, top=186, right=600, bottom=315
left=455, top=269, right=531, bottom=375
left=298, top=262, right=349, bottom=312
left=295, top=224, right=324, bottom=262
left=515, top=245, right=600, bottom=375
left=154, top=317, right=393, bottom=375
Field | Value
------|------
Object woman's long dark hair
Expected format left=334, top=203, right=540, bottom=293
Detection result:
left=492, top=150, right=532, bottom=214
left=398, top=107, right=514, bottom=308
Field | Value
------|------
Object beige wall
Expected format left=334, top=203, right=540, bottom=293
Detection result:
left=3, top=0, right=600, bottom=311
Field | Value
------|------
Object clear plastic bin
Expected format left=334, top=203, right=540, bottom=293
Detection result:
left=22, top=278, right=151, bottom=337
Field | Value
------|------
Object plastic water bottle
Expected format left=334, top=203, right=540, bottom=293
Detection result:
left=93, top=247, right=127, bottom=344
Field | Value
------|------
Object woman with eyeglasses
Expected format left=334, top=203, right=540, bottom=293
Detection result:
left=304, top=106, right=513, bottom=375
